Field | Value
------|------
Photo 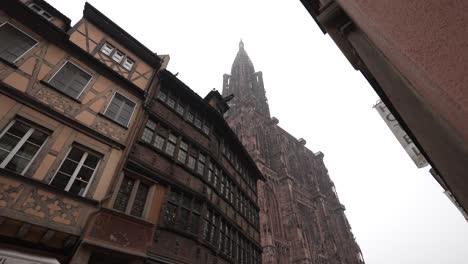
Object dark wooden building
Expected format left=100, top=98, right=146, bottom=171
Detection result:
left=299, top=0, right=468, bottom=219
left=222, top=41, right=365, bottom=264
left=129, top=69, right=263, bottom=264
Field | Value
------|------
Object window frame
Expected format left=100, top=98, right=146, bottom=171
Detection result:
left=100, top=42, right=115, bottom=56
left=47, top=60, right=93, bottom=99
left=113, top=174, right=151, bottom=218
left=49, top=145, right=101, bottom=197
left=0, top=119, right=49, bottom=175
left=111, top=49, right=125, bottom=63
left=122, top=57, right=135, bottom=71
left=103, top=92, right=137, bottom=127
left=0, top=22, right=39, bottom=64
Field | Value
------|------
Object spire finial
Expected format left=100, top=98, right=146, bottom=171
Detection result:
left=239, top=39, right=244, bottom=49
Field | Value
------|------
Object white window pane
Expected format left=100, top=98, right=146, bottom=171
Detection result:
left=112, top=50, right=124, bottom=63
left=101, top=43, right=114, bottom=56
left=123, top=57, right=134, bottom=70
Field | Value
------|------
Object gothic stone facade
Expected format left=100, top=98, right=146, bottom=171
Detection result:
left=222, top=41, right=365, bottom=264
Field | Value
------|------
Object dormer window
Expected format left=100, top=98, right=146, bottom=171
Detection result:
left=100, top=42, right=114, bottom=56
left=123, top=57, right=135, bottom=71
left=99, top=42, right=136, bottom=71
left=28, top=3, right=53, bottom=21
left=112, top=50, right=124, bottom=63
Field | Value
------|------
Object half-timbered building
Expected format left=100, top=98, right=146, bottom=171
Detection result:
left=0, top=0, right=164, bottom=262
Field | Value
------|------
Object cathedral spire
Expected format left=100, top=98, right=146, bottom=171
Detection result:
left=222, top=41, right=270, bottom=117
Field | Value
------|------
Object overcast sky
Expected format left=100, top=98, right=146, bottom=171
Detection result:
left=47, top=0, right=468, bottom=263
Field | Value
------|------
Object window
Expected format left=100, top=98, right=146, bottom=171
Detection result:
left=175, top=102, right=185, bottom=116
left=112, top=50, right=124, bottom=63
left=207, top=162, right=214, bottom=183
left=157, top=88, right=167, bottom=102
left=194, top=115, right=202, bottom=129
left=196, top=153, right=205, bottom=175
left=167, top=96, right=176, bottom=109
left=28, top=3, right=53, bottom=21
left=177, top=140, right=188, bottom=163
left=141, top=120, right=156, bottom=143
left=113, top=175, right=150, bottom=218
left=164, top=134, right=177, bottom=156
left=0, top=23, right=37, bottom=63
left=185, top=111, right=194, bottom=123
left=187, top=150, right=196, bottom=170
left=49, top=61, right=92, bottom=99
left=164, top=190, right=202, bottom=234
left=0, top=120, right=48, bottom=175
left=104, top=93, right=136, bottom=127
left=122, top=57, right=135, bottom=71
left=50, top=146, right=100, bottom=196
left=202, top=122, right=210, bottom=135
left=100, top=42, right=114, bottom=56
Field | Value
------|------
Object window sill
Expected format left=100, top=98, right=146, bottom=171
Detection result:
left=97, top=112, right=129, bottom=130
left=39, top=80, right=82, bottom=104
left=0, top=57, right=18, bottom=69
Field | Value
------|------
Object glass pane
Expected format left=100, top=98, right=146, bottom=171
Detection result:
left=0, top=149, right=8, bottom=163
left=105, top=99, right=120, bottom=120
left=0, top=133, right=21, bottom=153
left=130, top=182, right=149, bottom=217
left=28, top=130, right=48, bottom=146
left=141, top=128, right=154, bottom=143
left=84, top=153, right=100, bottom=169
left=76, top=166, right=94, bottom=182
left=187, top=156, right=196, bottom=170
left=193, top=200, right=202, bottom=213
left=4, top=154, right=30, bottom=173
left=114, top=177, right=134, bottom=212
left=157, top=90, right=167, bottom=101
left=177, top=150, right=186, bottom=163
left=164, top=203, right=177, bottom=225
left=50, top=172, right=71, bottom=190
left=15, top=141, right=39, bottom=160
left=168, top=191, right=180, bottom=203
left=191, top=214, right=200, bottom=234
left=59, top=159, right=79, bottom=176
left=165, top=142, right=175, bottom=156
left=67, top=148, right=84, bottom=162
left=153, top=134, right=165, bottom=150
left=68, top=178, right=88, bottom=196
left=179, top=208, right=190, bottom=229
left=0, top=24, right=36, bottom=63
left=182, top=195, right=191, bottom=208
left=50, top=62, right=91, bottom=98
left=176, top=104, right=184, bottom=115
left=7, top=122, right=30, bottom=138
left=167, top=97, right=175, bottom=108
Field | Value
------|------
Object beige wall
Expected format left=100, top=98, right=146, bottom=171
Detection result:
left=69, top=19, right=154, bottom=91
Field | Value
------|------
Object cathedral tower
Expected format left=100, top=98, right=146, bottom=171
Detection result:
left=223, top=41, right=365, bottom=264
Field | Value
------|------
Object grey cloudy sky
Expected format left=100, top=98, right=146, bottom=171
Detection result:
left=47, top=0, right=468, bottom=263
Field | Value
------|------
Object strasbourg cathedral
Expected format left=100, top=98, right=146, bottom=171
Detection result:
left=222, top=41, right=365, bottom=264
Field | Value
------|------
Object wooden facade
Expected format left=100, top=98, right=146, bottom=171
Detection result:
left=0, top=0, right=164, bottom=263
